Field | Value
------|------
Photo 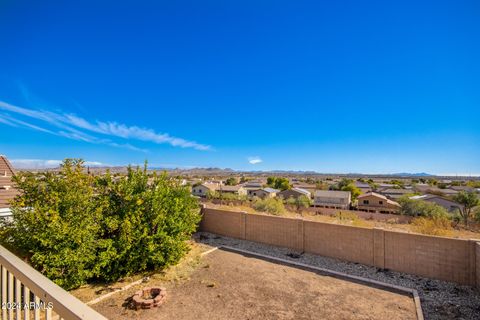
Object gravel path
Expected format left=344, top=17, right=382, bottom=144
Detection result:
left=196, top=232, right=480, bottom=320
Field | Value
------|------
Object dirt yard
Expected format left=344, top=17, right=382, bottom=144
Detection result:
left=93, top=248, right=417, bottom=320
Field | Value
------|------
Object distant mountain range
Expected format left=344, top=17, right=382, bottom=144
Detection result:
left=18, top=165, right=461, bottom=178
left=390, top=172, right=433, bottom=177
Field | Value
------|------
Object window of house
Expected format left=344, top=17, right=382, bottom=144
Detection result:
left=253, top=193, right=256, bottom=196
left=363, top=200, right=369, bottom=205
left=199, top=189, right=202, bottom=193
left=379, top=201, right=383, bottom=205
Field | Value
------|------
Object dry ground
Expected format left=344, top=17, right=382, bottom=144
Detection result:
left=92, top=247, right=417, bottom=320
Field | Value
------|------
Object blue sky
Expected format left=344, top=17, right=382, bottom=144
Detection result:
left=0, top=1, right=479, bottom=174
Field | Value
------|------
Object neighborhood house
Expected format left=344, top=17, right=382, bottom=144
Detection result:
left=313, top=190, right=351, bottom=209
left=0, top=155, right=17, bottom=218
left=410, top=194, right=463, bottom=213
left=277, top=187, right=311, bottom=200
left=192, top=183, right=219, bottom=197
left=248, top=187, right=279, bottom=198
left=218, top=185, right=247, bottom=196
left=357, top=192, right=401, bottom=214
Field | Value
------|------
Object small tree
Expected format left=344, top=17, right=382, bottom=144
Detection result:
left=266, top=177, right=291, bottom=191
left=252, top=197, right=285, bottom=215
left=225, top=177, right=238, bottom=186
left=398, top=196, right=449, bottom=219
left=332, top=179, right=362, bottom=202
left=3, top=159, right=104, bottom=289
left=453, top=191, right=480, bottom=226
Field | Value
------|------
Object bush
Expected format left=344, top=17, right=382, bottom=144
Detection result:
left=398, top=197, right=449, bottom=219
left=252, top=197, right=285, bottom=215
left=284, top=195, right=312, bottom=212
left=411, top=216, right=452, bottom=236
left=1, top=159, right=200, bottom=289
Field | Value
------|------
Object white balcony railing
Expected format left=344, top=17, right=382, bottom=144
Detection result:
left=0, top=245, right=108, bottom=320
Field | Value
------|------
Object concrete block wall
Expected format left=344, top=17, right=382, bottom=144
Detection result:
left=476, top=242, right=480, bottom=287
left=304, top=221, right=374, bottom=266
left=245, top=214, right=303, bottom=251
left=199, top=208, right=245, bottom=239
left=383, top=231, right=474, bottom=285
left=200, top=207, right=480, bottom=287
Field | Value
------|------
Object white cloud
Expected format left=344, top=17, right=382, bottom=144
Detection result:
left=0, top=101, right=211, bottom=151
left=248, top=157, right=263, bottom=165
left=10, top=159, right=106, bottom=169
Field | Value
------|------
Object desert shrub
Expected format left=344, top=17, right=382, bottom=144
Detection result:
left=335, top=211, right=359, bottom=221
left=475, top=207, right=480, bottom=222
left=411, top=216, right=452, bottom=236
left=398, top=197, right=449, bottom=218
left=1, top=159, right=200, bottom=289
left=252, top=197, right=285, bottom=215
left=284, top=195, right=312, bottom=212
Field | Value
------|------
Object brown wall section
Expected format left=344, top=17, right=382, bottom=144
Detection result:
left=200, top=207, right=479, bottom=287
left=245, top=214, right=303, bottom=251
left=200, top=209, right=245, bottom=239
left=304, top=221, right=373, bottom=266
left=384, top=231, right=472, bottom=285
left=476, top=242, right=480, bottom=287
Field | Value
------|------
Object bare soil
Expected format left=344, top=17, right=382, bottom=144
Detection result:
left=93, top=248, right=416, bottom=320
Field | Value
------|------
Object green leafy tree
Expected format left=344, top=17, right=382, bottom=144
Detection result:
left=453, top=191, right=480, bottom=226
left=95, top=165, right=200, bottom=281
left=225, top=177, right=238, bottom=186
left=332, top=179, right=362, bottom=202
left=2, top=159, right=201, bottom=289
left=266, top=177, right=291, bottom=191
left=3, top=159, right=106, bottom=289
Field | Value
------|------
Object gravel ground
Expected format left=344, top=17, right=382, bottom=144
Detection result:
left=195, top=232, right=480, bottom=320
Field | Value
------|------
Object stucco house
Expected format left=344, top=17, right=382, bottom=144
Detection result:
left=356, top=192, right=400, bottom=214
left=313, top=190, right=351, bottom=209
left=248, top=188, right=279, bottom=198
left=278, top=187, right=311, bottom=200
left=409, top=194, right=463, bottom=213
left=379, top=188, right=412, bottom=200
left=218, top=185, right=247, bottom=196
left=355, top=181, right=372, bottom=194
left=191, top=183, right=219, bottom=197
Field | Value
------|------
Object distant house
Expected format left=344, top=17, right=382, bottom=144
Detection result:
left=450, top=186, right=477, bottom=193
left=248, top=188, right=279, bottom=198
left=409, top=194, right=463, bottom=213
left=379, top=188, right=412, bottom=200
left=242, top=180, right=263, bottom=191
left=0, top=155, right=17, bottom=218
left=278, top=188, right=311, bottom=200
left=191, top=183, right=219, bottom=197
left=356, top=192, right=400, bottom=214
left=218, top=185, right=247, bottom=196
left=414, top=184, right=458, bottom=197
left=355, top=181, right=372, bottom=194
left=313, top=190, right=351, bottom=209
left=291, top=183, right=317, bottom=193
